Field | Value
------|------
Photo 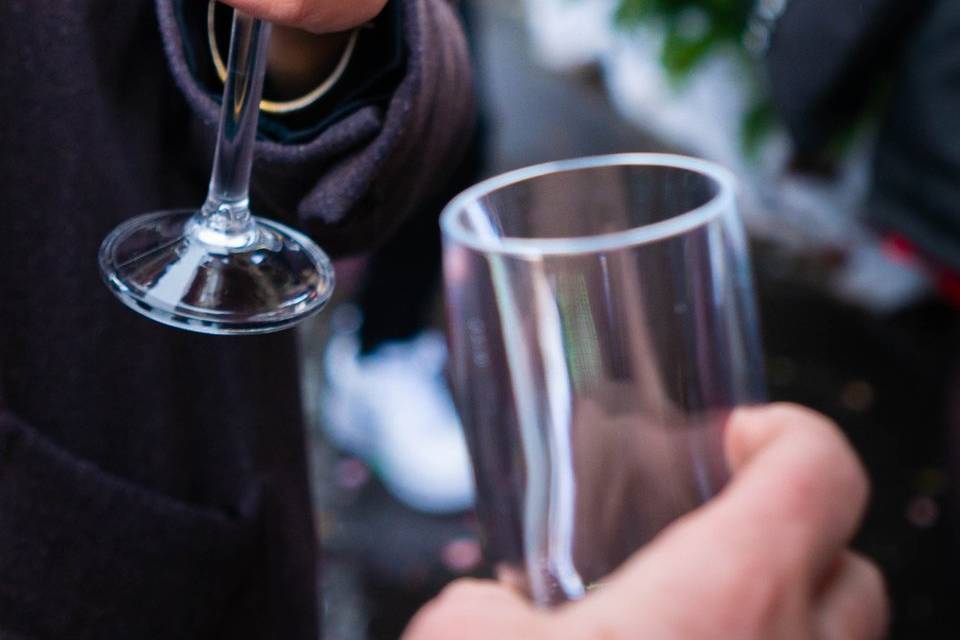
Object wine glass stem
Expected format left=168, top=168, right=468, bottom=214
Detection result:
left=200, top=12, right=272, bottom=234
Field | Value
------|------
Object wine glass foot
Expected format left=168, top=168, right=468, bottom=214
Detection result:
left=99, top=209, right=335, bottom=335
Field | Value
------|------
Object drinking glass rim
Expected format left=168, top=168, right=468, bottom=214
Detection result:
left=440, top=153, right=738, bottom=257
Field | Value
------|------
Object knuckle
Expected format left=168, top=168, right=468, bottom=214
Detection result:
left=706, top=549, right=799, bottom=635
left=808, top=428, right=869, bottom=514
left=743, top=564, right=794, bottom=622
left=854, top=556, right=889, bottom=625
left=770, top=406, right=869, bottom=522
left=840, top=451, right=870, bottom=511
left=763, top=402, right=835, bottom=432
left=765, top=403, right=851, bottom=453
left=728, top=403, right=840, bottom=468
left=820, top=555, right=890, bottom=640
left=764, top=401, right=818, bottom=421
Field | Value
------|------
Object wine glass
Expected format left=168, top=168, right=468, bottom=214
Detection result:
left=99, top=11, right=334, bottom=335
left=441, top=154, right=765, bottom=606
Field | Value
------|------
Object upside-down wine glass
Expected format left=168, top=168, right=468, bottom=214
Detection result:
left=98, top=10, right=334, bottom=334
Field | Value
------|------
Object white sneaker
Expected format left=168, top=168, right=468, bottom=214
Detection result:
left=321, top=318, right=475, bottom=515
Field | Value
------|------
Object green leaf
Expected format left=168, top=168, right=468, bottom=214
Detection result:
left=660, top=28, right=715, bottom=78
left=741, top=100, right=775, bottom=158
left=613, top=0, right=778, bottom=150
left=614, top=0, right=656, bottom=27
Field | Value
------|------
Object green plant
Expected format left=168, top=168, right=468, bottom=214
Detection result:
left=614, top=0, right=753, bottom=78
left=613, top=0, right=773, bottom=155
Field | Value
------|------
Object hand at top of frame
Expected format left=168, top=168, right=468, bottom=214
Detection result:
left=403, top=404, right=889, bottom=640
left=220, top=0, right=388, bottom=34
left=217, top=0, right=390, bottom=100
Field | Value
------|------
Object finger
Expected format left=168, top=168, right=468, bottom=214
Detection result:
left=713, top=403, right=870, bottom=579
left=221, top=0, right=387, bottom=33
left=556, top=405, right=870, bottom=638
left=816, top=552, right=889, bottom=640
left=627, top=404, right=868, bottom=582
left=402, top=579, right=550, bottom=640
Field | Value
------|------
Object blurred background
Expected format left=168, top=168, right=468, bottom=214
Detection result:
left=300, top=1, right=960, bottom=637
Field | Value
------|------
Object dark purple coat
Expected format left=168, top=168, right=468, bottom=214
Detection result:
left=0, top=1, right=473, bottom=638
